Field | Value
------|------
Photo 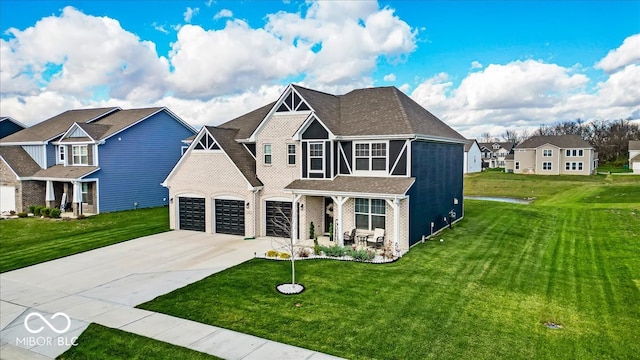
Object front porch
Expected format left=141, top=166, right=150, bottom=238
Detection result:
left=285, top=176, right=414, bottom=256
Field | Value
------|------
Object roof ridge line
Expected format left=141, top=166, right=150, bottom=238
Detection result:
left=390, top=87, right=413, bottom=133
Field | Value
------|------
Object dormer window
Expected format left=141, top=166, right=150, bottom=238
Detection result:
left=72, top=145, right=88, bottom=165
left=276, top=91, right=311, bottom=112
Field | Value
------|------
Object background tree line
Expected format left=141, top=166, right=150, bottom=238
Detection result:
left=480, top=119, right=640, bottom=166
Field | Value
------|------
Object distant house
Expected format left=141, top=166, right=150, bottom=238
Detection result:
left=464, top=139, right=482, bottom=173
left=0, top=117, right=27, bottom=139
left=478, top=142, right=514, bottom=168
left=507, top=135, right=598, bottom=175
left=0, top=107, right=195, bottom=214
left=629, top=140, right=640, bottom=174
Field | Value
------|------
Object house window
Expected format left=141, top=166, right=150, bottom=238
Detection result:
left=578, top=150, right=583, bottom=157
left=58, top=145, right=65, bottom=164
left=355, top=142, right=387, bottom=171
left=578, top=162, right=583, bottom=170
left=565, top=162, right=571, bottom=170
left=543, top=149, right=553, bottom=157
left=354, top=198, right=386, bottom=231
left=308, top=142, right=323, bottom=172
left=543, top=162, right=552, bottom=171
left=515, top=162, right=520, bottom=170
left=287, top=144, right=296, bottom=165
left=72, top=145, right=88, bottom=165
left=81, top=182, right=89, bottom=203
left=264, top=144, right=272, bottom=164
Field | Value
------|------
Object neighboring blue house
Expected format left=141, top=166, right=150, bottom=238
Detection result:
left=0, top=107, right=195, bottom=214
left=0, top=117, right=27, bottom=139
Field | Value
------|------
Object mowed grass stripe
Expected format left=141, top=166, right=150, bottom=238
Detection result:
left=0, top=207, right=169, bottom=272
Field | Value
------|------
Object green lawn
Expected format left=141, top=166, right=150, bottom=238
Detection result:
left=57, top=324, right=219, bottom=360
left=0, top=207, right=169, bottom=272
left=139, top=174, right=640, bottom=359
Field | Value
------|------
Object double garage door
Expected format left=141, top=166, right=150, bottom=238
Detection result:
left=178, top=197, right=244, bottom=235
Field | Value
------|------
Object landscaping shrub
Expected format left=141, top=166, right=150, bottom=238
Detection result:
left=28, top=205, right=37, bottom=214
left=319, top=245, right=347, bottom=257
left=266, top=249, right=279, bottom=258
left=309, top=222, right=315, bottom=239
left=17, top=212, right=27, bottom=218
left=76, top=214, right=87, bottom=220
left=40, top=207, right=51, bottom=217
left=278, top=252, right=291, bottom=259
left=49, top=208, right=61, bottom=219
left=296, top=247, right=311, bottom=258
left=33, top=205, right=44, bottom=216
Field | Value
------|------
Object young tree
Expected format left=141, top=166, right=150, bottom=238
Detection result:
left=270, top=206, right=304, bottom=294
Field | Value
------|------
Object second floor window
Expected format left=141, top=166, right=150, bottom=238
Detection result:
left=355, top=142, right=386, bottom=171
left=543, top=149, right=553, bottom=157
left=58, top=145, right=65, bottom=164
left=72, top=145, right=88, bottom=165
left=264, top=144, right=272, bottom=164
left=309, top=142, right=323, bottom=172
left=287, top=144, right=296, bottom=165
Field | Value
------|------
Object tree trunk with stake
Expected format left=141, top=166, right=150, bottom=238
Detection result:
left=270, top=206, right=300, bottom=289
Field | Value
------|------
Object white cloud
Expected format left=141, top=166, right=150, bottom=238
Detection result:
left=471, top=61, right=483, bottom=69
left=383, top=73, right=396, bottom=82
left=410, top=59, right=639, bottom=138
left=152, top=22, right=169, bottom=34
left=214, top=9, right=233, bottom=20
left=595, top=33, right=640, bottom=74
left=183, top=7, right=199, bottom=23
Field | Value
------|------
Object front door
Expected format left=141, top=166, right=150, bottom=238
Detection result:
left=324, top=197, right=333, bottom=233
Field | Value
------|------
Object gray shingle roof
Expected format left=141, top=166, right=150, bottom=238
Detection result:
left=464, top=139, right=477, bottom=152
left=32, top=165, right=99, bottom=179
left=90, top=107, right=164, bottom=140
left=0, top=108, right=119, bottom=143
left=0, top=146, right=41, bottom=177
left=219, top=102, right=275, bottom=140
left=478, top=142, right=515, bottom=152
left=291, top=85, right=465, bottom=140
left=629, top=140, right=640, bottom=151
left=285, top=176, right=415, bottom=196
left=206, top=126, right=263, bottom=187
left=517, top=135, right=593, bottom=149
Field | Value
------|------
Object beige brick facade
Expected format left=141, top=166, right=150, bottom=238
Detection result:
left=167, top=151, right=255, bottom=235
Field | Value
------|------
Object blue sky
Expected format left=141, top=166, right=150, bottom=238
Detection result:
left=1, top=1, right=639, bottom=138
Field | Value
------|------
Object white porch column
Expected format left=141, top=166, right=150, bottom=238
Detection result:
left=331, top=196, right=349, bottom=246
left=291, top=194, right=302, bottom=244
left=45, top=181, right=55, bottom=202
left=385, top=198, right=401, bottom=257
left=72, top=181, right=82, bottom=215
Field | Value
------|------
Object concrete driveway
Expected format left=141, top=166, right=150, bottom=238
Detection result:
left=0, top=231, right=277, bottom=358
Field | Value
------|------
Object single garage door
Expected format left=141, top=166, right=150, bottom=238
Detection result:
left=265, top=201, right=292, bottom=238
left=179, top=197, right=205, bottom=232
left=215, top=199, right=245, bottom=235
left=0, top=186, right=16, bottom=212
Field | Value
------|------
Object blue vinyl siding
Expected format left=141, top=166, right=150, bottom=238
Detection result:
left=46, top=144, right=56, bottom=167
left=91, top=111, right=195, bottom=213
left=407, top=141, right=464, bottom=246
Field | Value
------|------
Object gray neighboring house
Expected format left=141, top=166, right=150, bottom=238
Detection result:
left=478, top=141, right=514, bottom=168
left=507, top=135, right=598, bottom=175
left=464, top=139, right=482, bottom=173
left=629, top=140, right=640, bottom=174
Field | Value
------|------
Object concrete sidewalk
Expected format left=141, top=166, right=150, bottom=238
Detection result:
left=0, top=231, right=342, bottom=359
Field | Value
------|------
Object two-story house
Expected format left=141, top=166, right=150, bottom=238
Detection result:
left=478, top=142, right=514, bottom=168
left=163, top=84, right=465, bottom=255
left=0, top=107, right=195, bottom=214
left=506, top=134, right=598, bottom=175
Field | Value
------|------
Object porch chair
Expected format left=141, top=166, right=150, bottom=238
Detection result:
left=367, top=228, right=385, bottom=249
left=343, top=228, right=356, bottom=246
